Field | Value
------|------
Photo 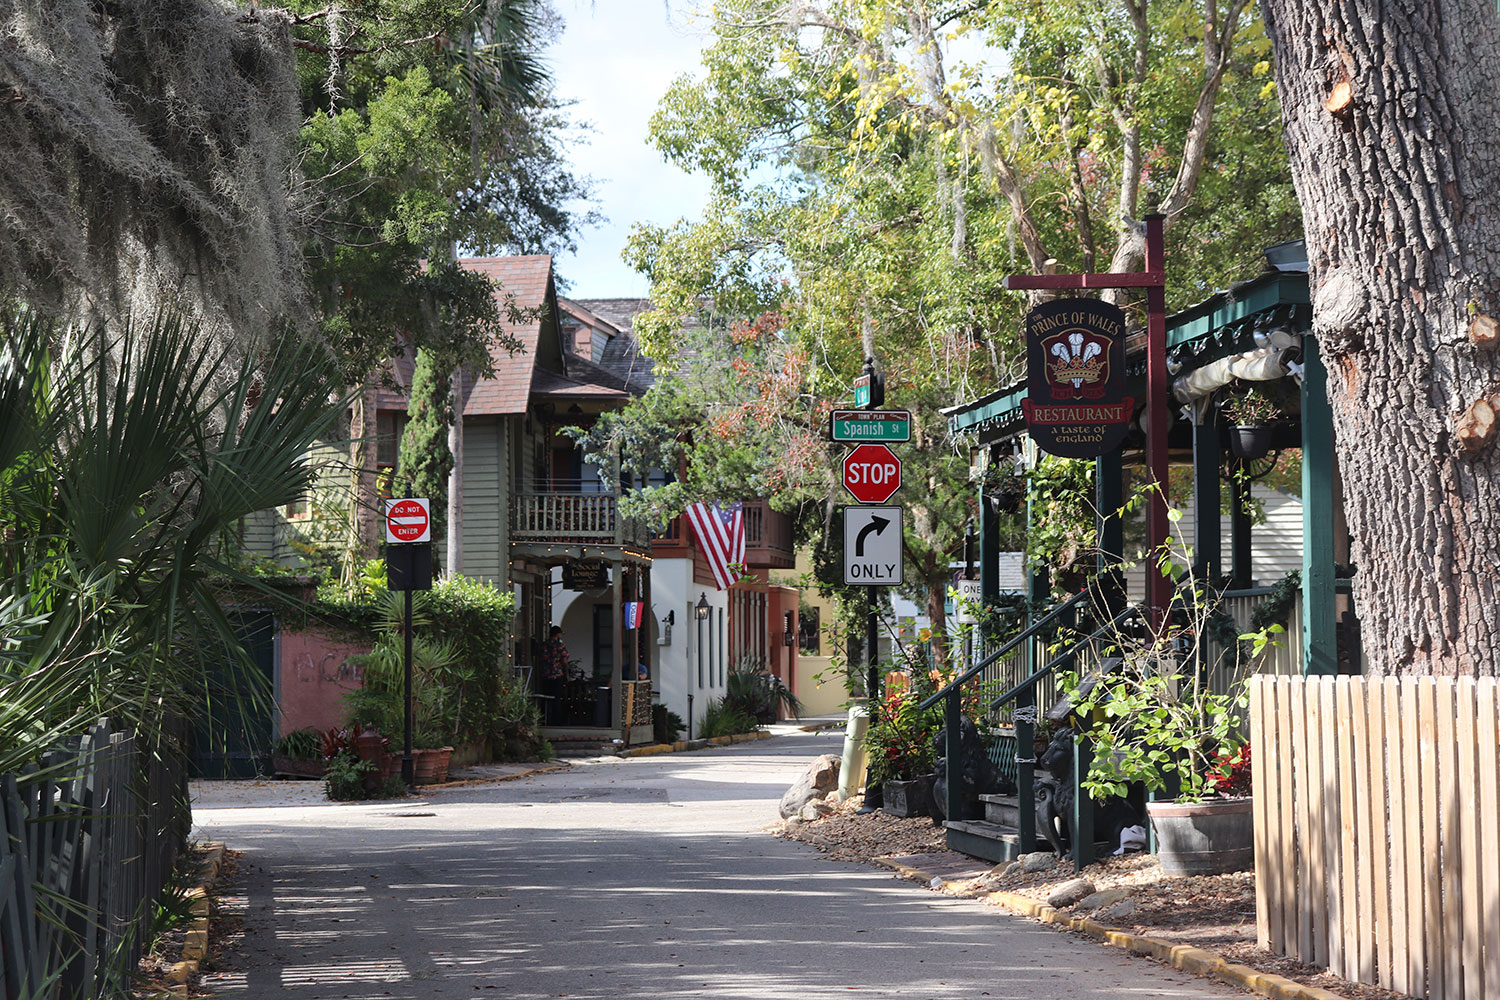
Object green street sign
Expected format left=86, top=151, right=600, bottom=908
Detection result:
left=829, top=409, right=911, bottom=442
left=853, top=374, right=871, bottom=408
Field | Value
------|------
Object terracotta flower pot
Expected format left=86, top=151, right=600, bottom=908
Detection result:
left=1146, top=797, right=1253, bottom=875
left=411, top=747, right=453, bottom=785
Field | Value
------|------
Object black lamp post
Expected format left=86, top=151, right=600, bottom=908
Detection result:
left=693, top=593, right=711, bottom=740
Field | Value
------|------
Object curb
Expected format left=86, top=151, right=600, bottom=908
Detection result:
left=875, top=857, right=1346, bottom=1000
left=422, top=761, right=571, bottom=790
left=619, top=730, right=772, bottom=758
left=164, top=842, right=225, bottom=997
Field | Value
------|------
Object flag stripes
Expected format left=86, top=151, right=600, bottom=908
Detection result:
left=686, top=501, right=745, bottom=590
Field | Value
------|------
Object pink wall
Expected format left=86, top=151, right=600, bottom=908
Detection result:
left=276, top=630, right=371, bottom=736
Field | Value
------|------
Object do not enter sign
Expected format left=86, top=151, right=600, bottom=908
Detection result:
left=385, top=497, right=431, bottom=544
left=842, top=443, right=901, bottom=504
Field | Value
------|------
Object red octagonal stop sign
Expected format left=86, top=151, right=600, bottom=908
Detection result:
left=386, top=497, right=431, bottom=543
left=842, top=444, right=901, bottom=503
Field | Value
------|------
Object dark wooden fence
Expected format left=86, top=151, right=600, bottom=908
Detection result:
left=0, top=719, right=189, bottom=999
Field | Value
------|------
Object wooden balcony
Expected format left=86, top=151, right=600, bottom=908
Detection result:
left=743, top=501, right=795, bottom=569
left=646, top=501, right=795, bottom=567
left=511, top=491, right=649, bottom=549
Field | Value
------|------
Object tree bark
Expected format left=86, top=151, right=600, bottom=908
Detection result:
left=1260, top=0, right=1500, bottom=675
left=447, top=364, right=464, bottom=577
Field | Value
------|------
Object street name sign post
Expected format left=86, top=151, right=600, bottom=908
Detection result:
left=843, top=506, right=903, bottom=585
left=829, top=409, right=911, bottom=442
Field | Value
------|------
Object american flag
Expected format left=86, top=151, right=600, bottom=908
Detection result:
left=685, top=501, right=744, bottom=590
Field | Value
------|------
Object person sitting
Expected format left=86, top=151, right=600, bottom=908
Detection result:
left=539, top=626, right=569, bottom=722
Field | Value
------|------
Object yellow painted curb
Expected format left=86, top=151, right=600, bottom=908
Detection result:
left=164, top=842, right=225, bottom=996
left=879, top=862, right=1346, bottom=1000
left=621, top=731, right=771, bottom=757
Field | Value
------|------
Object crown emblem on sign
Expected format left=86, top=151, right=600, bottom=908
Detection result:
left=1050, top=356, right=1106, bottom=384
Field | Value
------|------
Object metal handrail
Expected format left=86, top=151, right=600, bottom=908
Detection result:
left=988, top=604, right=1141, bottom=712
left=917, top=589, right=1091, bottom=712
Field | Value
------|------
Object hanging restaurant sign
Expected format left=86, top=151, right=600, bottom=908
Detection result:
left=1021, top=297, right=1131, bottom=458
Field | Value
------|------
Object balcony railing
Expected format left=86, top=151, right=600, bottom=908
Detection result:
left=743, top=501, right=794, bottom=568
left=511, top=491, right=649, bottom=548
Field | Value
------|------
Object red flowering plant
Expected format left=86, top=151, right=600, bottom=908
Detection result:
left=1204, top=744, right=1252, bottom=798
left=864, top=661, right=943, bottom=785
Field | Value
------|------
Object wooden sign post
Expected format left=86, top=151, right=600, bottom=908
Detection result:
left=1005, top=214, right=1170, bottom=623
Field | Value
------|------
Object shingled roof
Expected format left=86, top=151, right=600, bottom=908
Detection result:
left=374, top=255, right=565, bottom=416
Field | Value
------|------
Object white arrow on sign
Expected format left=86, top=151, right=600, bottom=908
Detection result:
left=843, top=505, right=903, bottom=586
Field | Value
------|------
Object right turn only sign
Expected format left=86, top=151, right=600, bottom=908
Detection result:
left=843, top=506, right=903, bottom=585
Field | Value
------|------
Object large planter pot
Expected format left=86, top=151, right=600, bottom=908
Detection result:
left=882, top=774, right=935, bottom=818
left=1229, top=425, right=1273, bottom=460
left=411, top=747, right=454, bottom=785
left=1147, top=797, right=1253, bottom=875
left=270, top=756, right=326, bottom=780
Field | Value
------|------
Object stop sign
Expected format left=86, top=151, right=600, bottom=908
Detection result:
left=842, top=444, right=901, bottom=503
left=385, top=497, right=431, bottom=543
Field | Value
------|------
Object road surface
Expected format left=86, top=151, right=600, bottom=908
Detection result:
left=190, top=729, right=1248, bottom=999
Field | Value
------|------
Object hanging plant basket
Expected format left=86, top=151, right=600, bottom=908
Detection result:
left=1229, top=425, right=1273, bottom=460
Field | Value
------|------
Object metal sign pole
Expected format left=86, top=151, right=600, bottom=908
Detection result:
left=403, top=583, right=414, bottom=786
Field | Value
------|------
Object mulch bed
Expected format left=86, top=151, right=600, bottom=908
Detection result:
left=776, top=796, right=1407, bottom=1000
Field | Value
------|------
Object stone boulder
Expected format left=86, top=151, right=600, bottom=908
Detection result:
left=1046, top=878, right=1096, bottom=909
left=779, top=754, right=843, bottom=819
left=799, top=799, right=836, bottom=821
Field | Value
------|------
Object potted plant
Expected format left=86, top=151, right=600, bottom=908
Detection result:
left=864, top=672, right=940, bottom=818
left=270, top=728, right=326, bottom=779
left=1066, top=563, right=1269, bottom=874
left=1222, top=386, right=1281, bottom=459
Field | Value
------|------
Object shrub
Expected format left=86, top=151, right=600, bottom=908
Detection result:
left=698, top=698, right=758, bottom=739
left=323, top=751, right=374, bottom=801
left=270, top=727, right=322, bottom=760
left=652, top=705, right=685, bottom=744
left=864, top=670, right=941, bottom=785
left=724, top=658, right=801, bottom=724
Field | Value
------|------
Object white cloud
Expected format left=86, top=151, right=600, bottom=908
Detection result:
left=550, top=2, right=713, bottom=298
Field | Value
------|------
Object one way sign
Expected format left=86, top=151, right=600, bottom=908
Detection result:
left=843, top=506, right=903, bottom=586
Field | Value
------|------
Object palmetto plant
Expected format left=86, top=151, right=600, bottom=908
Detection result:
left=0, top=305, right=348, bottom=773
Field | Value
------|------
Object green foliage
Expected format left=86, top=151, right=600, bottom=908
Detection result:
left=396, top=348, right=454, bottom=551
left=864, top=671, right=942, bottom=785
left=323, top=750, right=376, bottom=801
left=1025, top=456, right=1096, bottom=591
left=698, top=698, right=759, bottom=739
left=289, top=0, right=597, bottom=380
left=341, top=574, right=517, bottom=750
left=653, top=705, right=686, bottom=744
left=0, top=305, right=347, bottom=774
left=1222, top=385, right=1283, bottom=426
left=270, top=728, right=323, bottom=761
left=1066, top=539, right=1264, bottom=804
left=724, top=657, right=803, bottom=724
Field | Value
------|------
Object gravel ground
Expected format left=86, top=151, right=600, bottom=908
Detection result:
left=776, top=796, right=1407, bottom=1000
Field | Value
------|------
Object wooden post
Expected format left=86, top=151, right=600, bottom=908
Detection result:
left=1143, top=215, right=1171, bottom=622
left=1301, top=338, right=1338, bottom=675
left=1230, top=471, right=1253, bottom=590
left=1003, top=217, right=1171, bottom=625
left=1192, top=403, right=1221, bottom=582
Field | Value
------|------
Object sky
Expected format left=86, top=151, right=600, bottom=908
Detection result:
left=548, top=2, right=713, bottom=299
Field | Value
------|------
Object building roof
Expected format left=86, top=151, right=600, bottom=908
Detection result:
left=570, top=298, right=652, bottom=334
left=375, top=255, right=565, bottom=417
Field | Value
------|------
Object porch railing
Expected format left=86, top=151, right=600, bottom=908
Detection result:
left=511, top=491, right=649, bottom=547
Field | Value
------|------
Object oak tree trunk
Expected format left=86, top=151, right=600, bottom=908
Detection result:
left=1260, top=0, right=1500, bottom=675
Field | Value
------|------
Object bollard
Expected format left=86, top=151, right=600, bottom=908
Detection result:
left=836, top=703, right=870, bottom=801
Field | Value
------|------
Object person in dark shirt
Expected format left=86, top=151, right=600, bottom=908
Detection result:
left=539, top=626, right=569, bottom=722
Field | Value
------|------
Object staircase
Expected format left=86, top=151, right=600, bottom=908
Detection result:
left=944, top=793, right=1024, bottom=863
left=919, top=594, right=1140, bottom=872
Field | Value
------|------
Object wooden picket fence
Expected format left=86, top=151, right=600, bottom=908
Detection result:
left=0, top=720, right=189, bottom=1000
left=1250, top=676, right=1500, bottom=1000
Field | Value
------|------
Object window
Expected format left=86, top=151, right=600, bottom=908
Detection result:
left=798, top=607, right=821, bottom=655
left=376, top=411, right=406, bottom=470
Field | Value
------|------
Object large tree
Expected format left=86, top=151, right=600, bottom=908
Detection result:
left=624, top=0, right=1298, bottom=665
left=1259, top=1, right=1500, bottom=676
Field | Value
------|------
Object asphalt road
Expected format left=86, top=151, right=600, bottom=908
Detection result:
left=190, top=729, right=1248, bottom=999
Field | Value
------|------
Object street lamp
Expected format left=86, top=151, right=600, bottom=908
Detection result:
left=692, top=593, right=710, bottom=740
